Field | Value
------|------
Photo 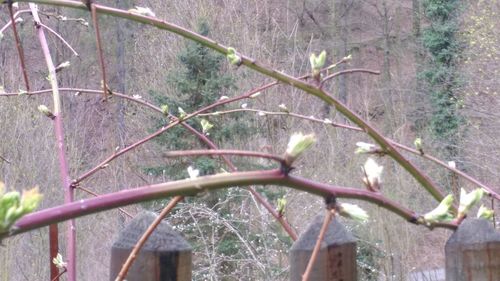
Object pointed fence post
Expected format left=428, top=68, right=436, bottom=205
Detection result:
left=110, top=212, right=192, bottom=281
left=445, top=218, right=500, bottom=281
left=290, top=214, right=357, bottom=281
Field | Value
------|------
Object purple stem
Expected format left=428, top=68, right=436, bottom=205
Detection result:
left=162, top=149, right=285, bottom=164
left=30, top=5, right=76, bottom=281
left=3, top=169, right=457, bottom=239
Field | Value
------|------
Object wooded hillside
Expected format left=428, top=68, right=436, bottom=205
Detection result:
left=0, top=1, right=499, bottom=280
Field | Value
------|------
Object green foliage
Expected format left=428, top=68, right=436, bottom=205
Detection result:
left=423, top=0, right=459, bottom=20
left=357, top=240, right=384, bottom=281
left=149, top=21, right=237, bottom=177
left=145, top=21, right=262, bottom=276
left=0, top=183, right=42, bottom=234
left=168, top=22, right=235, bottom=110
left=421, top=0, right=463, bottom=156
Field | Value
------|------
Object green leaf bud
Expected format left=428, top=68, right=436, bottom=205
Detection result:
left=161, top=104, right=169, bottom=116
left=277, top=197, right=287, bottom=216
left=459, top=188, right=485, bottom=216
left=128, top=6, right=156, bottom=17
left=476, top=205, right=494, bottom=220
left=284, top=133, right=316, bottom=166
left=178, top=107, right=187, bottom=120
left=362, top=158, right=383, bottom=190
left=423, top=194, right=454, bottom=223
left=200, top=119, right=214, bottom=134
left=414, top=137, right=423, bottom=154
left=226, top=47, right=242, bottom=66
left=20, top=187, right=43, bottom=214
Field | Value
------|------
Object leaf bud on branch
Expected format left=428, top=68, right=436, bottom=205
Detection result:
left=37, top=104, right=55, bottom=120
left=309, top=50, right=326, bottom=80
left=422, top=194, right=454, bottom=224
left=226, top=47, right=242, bottom=66
left=283, top=132, right=316, bottom=167
left=458, top=188, right=486, bottom=217
left=362, top=158, right=383, bottom=192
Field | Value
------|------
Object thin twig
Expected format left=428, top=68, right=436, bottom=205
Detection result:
left=0, top=9, right=30, bottom=33
left=37, top=22, right=79, bottom=56
left=1, top=85, right=498, bottom=201
left=90, top=3, right=108, bottom=100
left=302, top=209, right=335, bottom=281
left=14, top=0, right=458, bottom=205
left=163, top=149, right=285, bottom=164
left=320, top=68, right=380, bottom=88
left=492, top=198, right=496, bottom=229
left=37, top=10, right=89, bottom=26
left=0, top=85, right=300, bottom=240
left=50, top=268, right=67, bottom=281
left=72, top=82, right=275, bottom=184
left=114, top=196, right=184, bottom=281
left=0, top=154, right=11, bottom=164
left=203, top=107, right=500, bottom=200
left=8, top=4, right=30, bottom=92
left=76, top=186, right=133, bottom=218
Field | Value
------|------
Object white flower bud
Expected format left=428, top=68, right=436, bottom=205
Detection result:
left=128, top=6, right=156, bottom=17
left=362, top=158, right=383, bottom=190
left=187, top=166, right=199, bottom=179
left=52, top=253, right=67, bottom=269
left=37, top=105, right=55, bottom=120
left=338, top=203, right=369, bottom=223
left=278, top=104, right=289, bottom=113
left=355, top=142, right=377, bottom=154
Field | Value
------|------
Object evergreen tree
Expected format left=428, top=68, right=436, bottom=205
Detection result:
left=148, top=21, right=236, bottom=178
left=421, top=0, right=463, bottom=157
left=146, top=22, right=266, bottom=278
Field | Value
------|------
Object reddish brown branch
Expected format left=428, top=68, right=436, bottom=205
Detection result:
left=90, top=3, right=108, bottom=100
left=49, top=224, right=59, bottom=281
left=72, top=82, right=275, bottom=184
left=50, top=268, right=67, bottom=281
left=0, top=9, right=30, bottom=33
left=76, top=186, right=133, bottom=218
left=8, top=4, right=30, bottom=92
left=30, top=4, right=75, bottom=280
left=302, top=209, right=335, bottom=281
left=320, top=68, right=380, bottom=88
left=163, top=149, right=285, bottom=164
left=205, top=107, right=500, bottom=201
left=3, top=170, right=458, bottom=241
left=37, top=22, right=79, bottom=56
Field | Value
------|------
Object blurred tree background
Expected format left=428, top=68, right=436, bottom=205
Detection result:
left=0, top=0, right=499, bottom=280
